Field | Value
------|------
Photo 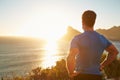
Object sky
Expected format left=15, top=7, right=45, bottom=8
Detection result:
left=0, top=0, right=120, bottom=39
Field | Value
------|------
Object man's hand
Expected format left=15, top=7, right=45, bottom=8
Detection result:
left=69, top=72, right=80, bottom=78
left=100, top=44, right=118, bottom=71
left=99, top=65, right=104, bottom=71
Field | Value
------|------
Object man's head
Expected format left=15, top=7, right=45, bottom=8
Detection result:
left=82, top=10, right=96, bottom=28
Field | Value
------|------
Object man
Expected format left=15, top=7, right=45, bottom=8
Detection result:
left=66, top=10, right=118, bottom=80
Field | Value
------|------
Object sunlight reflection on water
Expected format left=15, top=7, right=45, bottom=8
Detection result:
left=40, top=41, right=61, bottom=68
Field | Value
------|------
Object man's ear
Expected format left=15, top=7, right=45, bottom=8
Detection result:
left=82, top=21, right=85, bottom=29
left=82, top=20, right=84, bottom=26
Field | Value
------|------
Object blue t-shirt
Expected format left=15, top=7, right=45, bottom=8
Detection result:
left=70, top=31, right=112, bottom=75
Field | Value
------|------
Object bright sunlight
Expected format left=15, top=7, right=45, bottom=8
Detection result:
left=15, top=6, right=67, bottom=40
left=41, top=40, right=60, bottom=68
left=14, top=5, right=68, bottom=68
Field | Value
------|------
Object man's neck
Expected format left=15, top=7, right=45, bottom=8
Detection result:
left=84, top=26, right=94, bottom=32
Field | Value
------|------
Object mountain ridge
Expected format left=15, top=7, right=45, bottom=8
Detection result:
left=96, top=26, right=120, bottom=41
left=61, top=26, right=120, bottom=41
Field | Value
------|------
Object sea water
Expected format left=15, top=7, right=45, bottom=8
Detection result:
left=0, top=37, right=68, bottom=76
left=0, top=37, right=119, bottom=77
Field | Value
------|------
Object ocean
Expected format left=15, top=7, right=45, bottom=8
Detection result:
left=0, top=37, right=120, bottom=77
left=0, top=37, right=69, bottom=77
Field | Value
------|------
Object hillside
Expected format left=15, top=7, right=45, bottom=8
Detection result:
left=61, top=26, right=81, bottom=41
left=61, top=26, right=120, bottom=41
left=96, top=26, right=120, bottom=41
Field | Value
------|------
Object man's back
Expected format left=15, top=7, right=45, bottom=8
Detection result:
left=66, top=10, right=118, bottom=80
left=71, top=31, right=111, bottom=75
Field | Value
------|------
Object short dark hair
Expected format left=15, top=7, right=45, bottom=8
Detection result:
left=82, top=10, right=96, bottom=27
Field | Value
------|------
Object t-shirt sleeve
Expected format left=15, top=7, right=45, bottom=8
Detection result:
left=101, top=35, right=112, bottom=48
left=70, top=37, right=79, bottom=49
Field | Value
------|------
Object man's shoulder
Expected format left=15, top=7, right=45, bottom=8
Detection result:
left=74, top=32, right=89, bottom=38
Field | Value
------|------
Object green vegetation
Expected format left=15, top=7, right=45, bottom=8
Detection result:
left=29, top=59, right=69, bottom=80
left=104, top=59, right=120, bottom=80
left=101, top=54, right=120, bottom=80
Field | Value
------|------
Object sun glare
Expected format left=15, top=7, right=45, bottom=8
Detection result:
left=15, top=6, right=67, bottom=41
left=41, top=40, right=60, bottom=68
left=14, top=6, right=68, bottom=68
left=45, top=40, right=58, bottom=53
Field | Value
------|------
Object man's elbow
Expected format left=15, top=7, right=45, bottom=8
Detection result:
left=115, top=50, right=119, bottom=55
left=113, top=49, right=119, bottom=57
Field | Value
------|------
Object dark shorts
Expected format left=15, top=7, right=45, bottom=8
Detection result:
left=74, top=73, right=102, bottom=80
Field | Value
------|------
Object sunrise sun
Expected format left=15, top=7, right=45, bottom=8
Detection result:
left=15, top=6, right=67, bottom=41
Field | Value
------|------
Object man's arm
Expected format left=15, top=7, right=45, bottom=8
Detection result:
left=66, top=48, right=79, bottom=76
left=100, top=44, right=119, bottom=70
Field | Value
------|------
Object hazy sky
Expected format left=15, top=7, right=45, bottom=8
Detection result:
left=0, top=0, right=120, bottom=38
